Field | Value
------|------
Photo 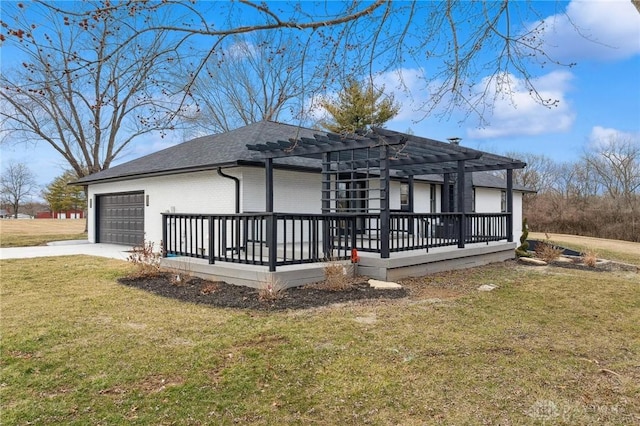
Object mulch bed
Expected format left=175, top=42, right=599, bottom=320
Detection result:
left=118, top=272, right=408, bottom=311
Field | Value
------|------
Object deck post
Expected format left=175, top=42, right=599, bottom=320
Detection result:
left=457, top=160, right=466, bottom=248
left=268, top=213, right=277, bottom=272
left=265, top=158, right=274, bottom=213
left=506, top=168, right=514, bottom=242
left=161, top=214, right=167, bottom=257
left=407, top=176, right=415, bottom=235
left=407, top=176, right=415, bottom=212
left=321, top=152, right=331, bottom=257
left=380, top=144, right=390, bottom=258
left=442, top=173, right=451, bottom=212
left=208, top=215, right=215, bottom=264
left=265, top=157, right=274, bottom=255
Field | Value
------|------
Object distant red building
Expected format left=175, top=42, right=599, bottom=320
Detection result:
left=36, top=210, right=85, bottom=219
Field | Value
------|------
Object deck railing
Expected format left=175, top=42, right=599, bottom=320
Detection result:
left=162, top=212, right=510, bottom=271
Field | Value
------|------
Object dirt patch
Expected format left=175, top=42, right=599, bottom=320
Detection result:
left=550, top=259, right=639, bottom=273
left=118, top=273, right=408, bottom=311
left=529, top=232, right=640, bottom=255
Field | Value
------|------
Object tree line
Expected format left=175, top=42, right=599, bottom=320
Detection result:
left=0, top=165, right=86, bottom=218
left=509, top=137, right=640, bottom=242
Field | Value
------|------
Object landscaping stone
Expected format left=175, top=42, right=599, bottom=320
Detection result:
left=519, top=257, right=547, bottom=266
left=477, top=284, right=498, bottom=292
left=368, top=279, right=403, bottom=289
left=554, top=256, right=574, bottom=263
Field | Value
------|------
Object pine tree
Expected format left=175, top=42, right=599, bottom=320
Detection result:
left=43, top=171, right=86, bottom=216
left=320, top=78, right=400, bottom=133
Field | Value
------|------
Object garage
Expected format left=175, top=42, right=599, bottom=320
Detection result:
left=96, top=192, right=145, bottom=245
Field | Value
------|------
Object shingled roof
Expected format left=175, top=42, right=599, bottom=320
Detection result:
left=75, top=121, right=322, bottom=184
left=75, top=120, right=531, bottom=191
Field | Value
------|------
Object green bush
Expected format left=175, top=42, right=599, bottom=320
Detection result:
left=515, top=218, right=532, bottom=257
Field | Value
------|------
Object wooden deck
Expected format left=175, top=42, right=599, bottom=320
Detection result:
left=161, top=241, right=516, bottom=288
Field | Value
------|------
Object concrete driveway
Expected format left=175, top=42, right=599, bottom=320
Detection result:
left=0, top=240, right=134, bottom=261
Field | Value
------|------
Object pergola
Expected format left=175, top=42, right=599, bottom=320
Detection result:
left=247, top=127, right=526, bottom=258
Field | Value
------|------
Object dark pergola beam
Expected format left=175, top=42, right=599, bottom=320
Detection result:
left=331, top=152, right=482, bottom=170
left=248, top=133, right=407, bottom=159
left=395, top=161, right=526, bottom=177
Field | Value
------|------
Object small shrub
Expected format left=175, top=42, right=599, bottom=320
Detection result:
left=582, top=248, right=599, bottom=267
left=127, top=240, right=162, bottom=278
left=317, top=262, right=353, bottom=292
left=258, top=279, right=286, bottom=302
left=515, top=218, right=532, bottom=258
left=169, top=270, right=192, bottom=286
left=200, top=282, right=220, bottom=295
left=534, top=234, right=563, bottom=263
left=166, top=259, right=194, bottom=286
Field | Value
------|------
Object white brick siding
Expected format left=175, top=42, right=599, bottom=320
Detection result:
left=88, top=170, right=236, bottom=244
left=88, top=165, right=522, bottom=245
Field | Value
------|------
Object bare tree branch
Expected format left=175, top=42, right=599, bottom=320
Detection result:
left=1, top=1, right=195, bottom=178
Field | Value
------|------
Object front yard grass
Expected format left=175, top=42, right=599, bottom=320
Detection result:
left=0, top=219, right=87, bottom=247
left=1, top=256, right=638, bottom=425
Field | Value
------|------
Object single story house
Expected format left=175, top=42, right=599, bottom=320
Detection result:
left=75, top=121, right=530, bottom=286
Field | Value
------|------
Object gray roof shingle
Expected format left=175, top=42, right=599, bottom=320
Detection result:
left=75, top=120, right=532, bottom=192
left=75, top=121, right=322, bottom=184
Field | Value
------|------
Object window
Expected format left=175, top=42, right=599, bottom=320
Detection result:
left=400, top=182, right=409, bottom=211
left=429, top=184, right=436, bottom=212
left=500, top=190, right=507, bottom=212
left=472, top=188, right=476, bottom=212
left=336, top=182, right=348, bottom=212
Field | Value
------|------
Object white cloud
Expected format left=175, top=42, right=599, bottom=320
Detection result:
left=373, top=68, right=431, bottom=123
left=467, top=70, right=576, bottom=139
left=533, top=0, right=640, bottom=62
left=305, top=67, right=577, bottom=140
left=588, top=126, right=640, bottom=148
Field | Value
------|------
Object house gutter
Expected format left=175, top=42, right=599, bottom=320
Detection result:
left=217, top=167, right=240, bottom=213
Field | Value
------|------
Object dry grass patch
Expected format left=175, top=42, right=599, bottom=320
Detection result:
left=315, top=262, right=354, bottom=291
left=2, top=256, right=638, bottom=425
left=0, top=218, right=86, bottom=247
left=582, top=248, right=599, bottom=267
left=257, top=278, right=287, bottom=301
left=530, top=232, right=640, bottom=266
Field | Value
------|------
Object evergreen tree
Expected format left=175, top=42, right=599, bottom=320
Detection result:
left=515, top=217, right=532, bottom=257
left=319, top=78, right=400, bottom=133
left=43, top=171, right=86, bottom=215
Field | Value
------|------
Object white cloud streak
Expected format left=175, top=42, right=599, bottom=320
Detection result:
left=467, top=70, right=576, bottom=139
left=533, top=0, right=640, bottom=62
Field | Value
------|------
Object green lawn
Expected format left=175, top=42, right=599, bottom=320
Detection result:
left=1, top=256, right=638, bottom=425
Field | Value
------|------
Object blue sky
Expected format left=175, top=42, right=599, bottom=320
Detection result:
left=380, top=0, right=640, bottom=159
left=1, top=0, right=639, bottom=194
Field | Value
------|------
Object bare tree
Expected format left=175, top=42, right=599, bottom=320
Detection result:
left=583, top=137, right=640, bottom=210
left=2, top=1, right=636, bottom=184
left=22, top=1, right=594, bottom=126
left=1, top=162, right=37, bottom=218
left=504, top=152, right=558, bottom=194
left=0, top=1, right=194, bottom=179
left=188, top=31, right=323, bottom=133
